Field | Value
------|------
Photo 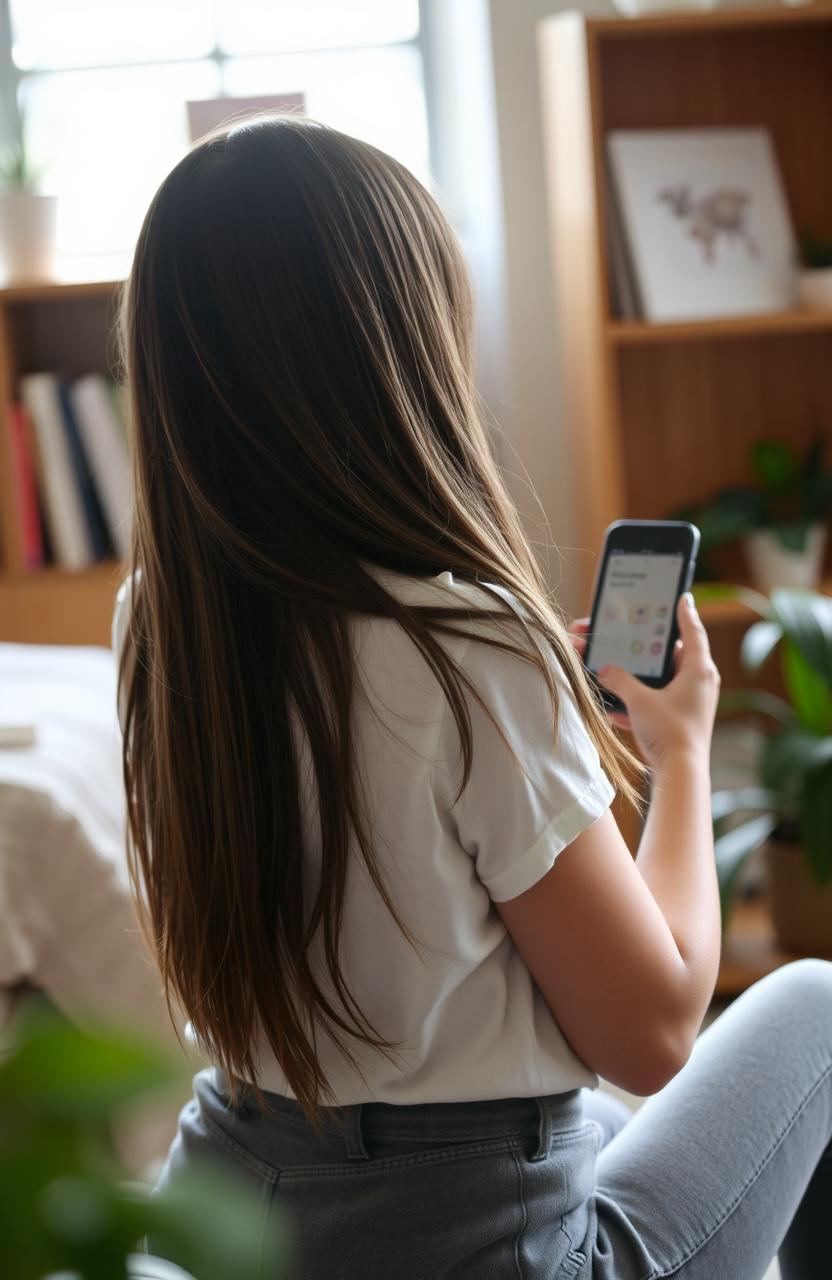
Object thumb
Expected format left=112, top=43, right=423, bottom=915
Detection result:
left=598, top=664, right=643, bottom=709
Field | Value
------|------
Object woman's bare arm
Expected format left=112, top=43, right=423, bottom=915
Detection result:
left=497, top=595, right=721, bottom=1096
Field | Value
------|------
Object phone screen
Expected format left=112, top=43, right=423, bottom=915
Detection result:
left=586, top=550, right=686, bottom=678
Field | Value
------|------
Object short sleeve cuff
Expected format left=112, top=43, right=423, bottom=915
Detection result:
left=483, top=770, right=616, bottom=903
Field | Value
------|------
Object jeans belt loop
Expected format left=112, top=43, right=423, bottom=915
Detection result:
left=531, top=1097, right=552, bottom=1162
left=345, top=1103, right=370, bottom=1160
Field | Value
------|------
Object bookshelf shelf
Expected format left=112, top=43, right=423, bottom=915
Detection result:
left=0, top=560, right=122, bottom=646
left=0, top=278, right=124, bottom=305
left=588, top=4, right=832, bottom=41
left=607, top=310, right=832, bottom=347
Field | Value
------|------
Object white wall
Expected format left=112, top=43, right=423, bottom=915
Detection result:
left=426, top=0, right=614, bottom=617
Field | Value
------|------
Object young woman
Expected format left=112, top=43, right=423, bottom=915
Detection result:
left=115, top=117, right=832, bottom=1279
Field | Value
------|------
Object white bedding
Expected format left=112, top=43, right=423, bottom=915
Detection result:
left=0, top=642, right=175, bottom=1046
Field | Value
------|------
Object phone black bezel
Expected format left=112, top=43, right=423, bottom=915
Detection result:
left=584, top=520, right=700, bottom=712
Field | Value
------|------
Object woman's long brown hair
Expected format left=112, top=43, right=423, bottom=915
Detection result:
left=119, top=116, right=641, bottom=1119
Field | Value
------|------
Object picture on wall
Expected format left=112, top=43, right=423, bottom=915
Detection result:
left=606, top=128, right=798, bottom=322
left=186, top=93, right=305, bottom=145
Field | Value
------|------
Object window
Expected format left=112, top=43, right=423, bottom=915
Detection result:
left=5, top=0, right=429, bottom=271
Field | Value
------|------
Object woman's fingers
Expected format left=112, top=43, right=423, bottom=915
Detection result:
left=675, top=593, right=711, bottom=668
left=672, top=636, right=683, bottom=674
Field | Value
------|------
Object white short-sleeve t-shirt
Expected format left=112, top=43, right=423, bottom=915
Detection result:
left=112, top=567, right=615, bottom=1104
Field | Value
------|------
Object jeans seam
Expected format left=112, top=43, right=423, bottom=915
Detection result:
left=361, top=1122, right=589, bottom=1145
left=282, top=1134, right=525, bottom=1179
left=258, top=1178, right=278, bottom=1280
left=653, top=1059, right=832, bottom=1278
left=511, top=1151, right=528, bottom=1280
left=202, top=1109, right=282, bottom=1182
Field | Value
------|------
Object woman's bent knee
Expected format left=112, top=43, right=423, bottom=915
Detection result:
left=762, top=957, right=832, bottom=1006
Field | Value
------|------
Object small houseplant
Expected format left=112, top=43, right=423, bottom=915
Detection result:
left=0, top=1000, right=285, bottom=1280
left=0, top=130, right=57, bottom=282
left=797, top=231, right=832, bottom=311
left=706, top=585, right=832, bottom=954
left=679, top=438, right=832, bottom=591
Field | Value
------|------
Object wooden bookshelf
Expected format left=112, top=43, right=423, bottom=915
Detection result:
left=716, top=896, right=802, bottom=999
left=0, top=276, right=125, bottom=645
left=538, top=4, right=832, bottom=611
left=538, top=6, right=832, bottom=994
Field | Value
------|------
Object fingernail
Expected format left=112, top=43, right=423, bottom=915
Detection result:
left=684, top=592, right=695, bottom=609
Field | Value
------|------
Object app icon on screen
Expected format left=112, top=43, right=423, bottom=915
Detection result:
left=631, top=640, right=644, bottom=654
left=630, top=604, right=652, bottom=624
left=656, top=605, right=669, bottom=619
left=650, top=641, right=663, bottom=655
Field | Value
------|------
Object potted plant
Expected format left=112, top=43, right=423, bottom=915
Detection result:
left=797, top=231, right=832, bottom=311
left=706, top=585, right=832, bottom=954
left=0, top=1000, right=286, bottom=1280
left=678, top=438, right=832, bottom=591
left=0, top=132, right=57, bottom=282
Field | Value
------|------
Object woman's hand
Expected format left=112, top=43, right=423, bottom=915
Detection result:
left=569, top=595, right=720, bottom=770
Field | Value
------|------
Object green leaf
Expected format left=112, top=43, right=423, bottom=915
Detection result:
left=711, top=787, right=782, bottom=825
left=0, top=1007, right=182, bottom=1116
left=760, top=729, right=832, bottom=815
left=715, top=814, right=778, bottom=926
left=773, top=519, right=812, bottom=552
left=771, top=589, right=832, bottom=687
left=752, top=440, right=801, bottom=496
left=802, top=761, right=832, bottom=886
left=717, top=688, right=794, bottom=725
left=692, top=488, right=764, bottom=551
left=142, top=1168, right=286, bottom=1280
left=740, top=620, right=783, bottom=673
left=782, top=640, right=832, bottom=735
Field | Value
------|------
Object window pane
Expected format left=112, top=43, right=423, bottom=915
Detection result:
left=224, top=46, right=430, bottom=185
left=21, top=62, right=220, bottom=260
left=10, top=0, right=216, bottom=71
left=218, top=0, right=419, bottom=55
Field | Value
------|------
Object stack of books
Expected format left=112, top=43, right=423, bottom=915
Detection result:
left=0, top=371, right=132, bottom=572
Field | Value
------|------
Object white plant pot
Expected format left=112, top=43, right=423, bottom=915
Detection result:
left=797, top=267, right=832, bottom=311
left=0, top=191, right=58, bottom=282
left=743, top=523, right=827, bottom=592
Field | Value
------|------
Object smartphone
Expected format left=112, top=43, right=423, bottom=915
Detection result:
left=583, top=520, right=700, bottom=712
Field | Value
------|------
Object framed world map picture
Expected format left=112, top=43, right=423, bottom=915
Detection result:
left=606, top=128, right=798, bottom=322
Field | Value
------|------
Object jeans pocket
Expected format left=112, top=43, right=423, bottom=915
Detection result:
left=516, top=1122, right=598, bottom=1279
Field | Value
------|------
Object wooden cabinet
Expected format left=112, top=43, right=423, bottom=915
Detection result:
left=538, top=4, right=832, bottom=645
left=0, top=278, right=124, bottom=646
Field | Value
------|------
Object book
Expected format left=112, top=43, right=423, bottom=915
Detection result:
left=606, top=128, right=797, bottom=323
left=19, top=372, right=95, bottom=569
left=6, top=402, right=44, bottom=568
left=604, top=171, right=641, bottom=321
left=57, top=379, right=111, bottom=560
left=68, top=374, right=132, bottom=558
left=0, top=401, right=23, bottom=570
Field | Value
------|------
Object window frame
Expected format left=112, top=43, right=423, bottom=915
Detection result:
left=0, top=0, right=436, bottom=179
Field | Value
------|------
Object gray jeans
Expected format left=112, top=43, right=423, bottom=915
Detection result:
left=155, top=959, right=832, bottom=1278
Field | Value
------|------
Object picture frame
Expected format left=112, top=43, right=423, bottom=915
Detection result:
left=606, top=128, right=798, bottom=322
